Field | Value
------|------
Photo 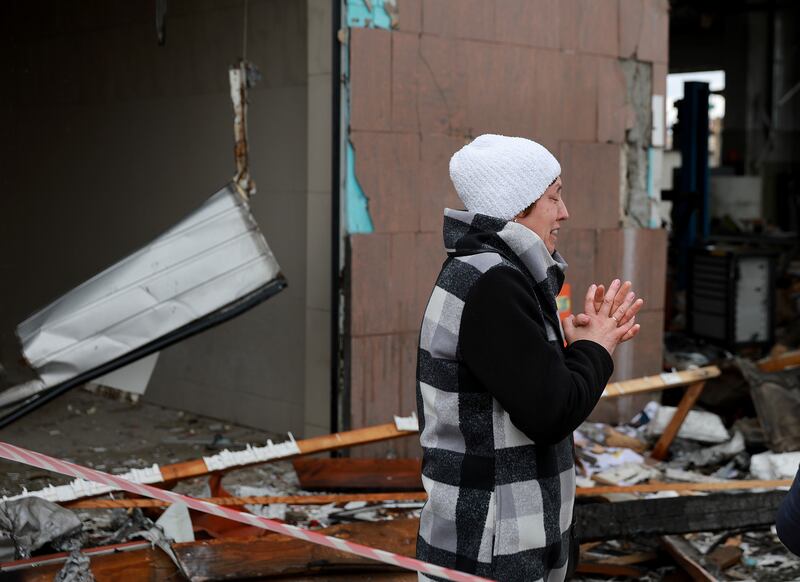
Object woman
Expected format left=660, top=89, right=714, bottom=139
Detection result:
left=415, top=134, right=643, bottom=581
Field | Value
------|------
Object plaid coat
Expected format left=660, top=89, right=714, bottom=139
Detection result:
left=416, top=209, right=613, bottom=582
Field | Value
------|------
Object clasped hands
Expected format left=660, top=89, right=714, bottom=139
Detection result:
left=563, top=279, right=644, bottom=356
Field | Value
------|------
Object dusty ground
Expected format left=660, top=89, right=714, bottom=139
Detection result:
left=0, top=386, right=293, bottom=497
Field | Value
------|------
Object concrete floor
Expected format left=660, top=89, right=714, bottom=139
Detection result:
left=0, top=386, right=292, bottom=497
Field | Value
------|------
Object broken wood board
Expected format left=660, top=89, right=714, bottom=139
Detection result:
left=758, top=349, right=800, bottom=373
left=9, top=421, right=420, bottom=505
left=660, top=535, right=718, bottom=581
left=160, top=423, right=416, bottom=483
left=67, top=491, right=428, bottom=509
left=293, top=458, right=423, bottom=491
left=576, top=478, right=792, bottom=496
left=3, top=520, right=421, bottom=581
left=573, top=562, right=645, bottom=577
left=1, top=543, right=179, bottom=582
left=576, top=491, right=786, bottom=542
left=582, top=551, right=658, bottom=566
left=603, top=426, right=648, bottom=451
left=650, top=382, right=707, bottom=460
left=601, top=366, right=720, bottom=398
left=707, top=544, right=743, bottom=570
left=173, top=519, right=419, bottom=580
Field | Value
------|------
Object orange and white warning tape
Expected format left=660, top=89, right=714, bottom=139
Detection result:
left=0, top=441, right=492, bottom=582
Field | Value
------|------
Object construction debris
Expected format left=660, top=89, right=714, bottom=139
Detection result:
left=292, top=458, right=423, bottom=491
left=5, top=360, right=800, bottom=581
left=647, top=403, right=731, bottom=443
left=0, top=498, right=82, bottom=560
left=0, top=183, right=287, bottom=430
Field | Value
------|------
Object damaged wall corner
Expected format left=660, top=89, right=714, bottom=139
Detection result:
left=621, top=59, right=655, bottom=228
left=345, top=141, right=375, bottom=234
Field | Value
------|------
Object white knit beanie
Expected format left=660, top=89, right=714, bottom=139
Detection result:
left=449, top=134, right=561, bottom=221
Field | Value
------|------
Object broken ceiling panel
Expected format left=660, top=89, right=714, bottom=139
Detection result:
left=0, top=183, right=286, bottom=427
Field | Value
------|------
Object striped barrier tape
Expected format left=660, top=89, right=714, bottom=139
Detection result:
left=0, top=441, right=493, bottom=582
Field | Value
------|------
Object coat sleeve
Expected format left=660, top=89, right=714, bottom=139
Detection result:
left=459, top=266, right=614, bottom=444
left=777, top=465, right=800, bottom=555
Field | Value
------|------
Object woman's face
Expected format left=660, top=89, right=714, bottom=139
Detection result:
left=515, top=177, right=569, bottom=254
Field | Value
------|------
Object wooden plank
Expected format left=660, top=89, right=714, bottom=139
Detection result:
left=159, top=422, right=416, bottom=483
left=574, top=562, right=645, bottom=577
left=2, top=545, right=178, bottom=582
left=68, top=478, right=793, bottom=509
left=660, top=535, right=717, bottom=581
left=172, top=519, right=420, bottom=580
left=601, top=366, right=720, bottom=398
left=758, top=349, right=800, bottom=373
left=67, top=491, right=428, bottom=509
left=576, top=491, right=786, bottom=542
left=650, top=381, right=706, bottom=460
left=0, top=541, right=150, bottom=572
left=576, top=478, right=792, bottom=496
left=293, top=458, right=423, bottom=491
left=594, top=551, right=658, bottom=566
left=4, top=521, right=420, bottom=581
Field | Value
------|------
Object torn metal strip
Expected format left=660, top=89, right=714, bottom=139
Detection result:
left=229, top=61, right=260, bottom=199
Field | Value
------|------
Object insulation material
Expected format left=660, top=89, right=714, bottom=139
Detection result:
left=0, top=497, right=82, bottom=560
left=646, top=405, right=730, bottom=443
left=750, top=451, right=800, bottom=481
left=3, top=184, right=284, bottom=411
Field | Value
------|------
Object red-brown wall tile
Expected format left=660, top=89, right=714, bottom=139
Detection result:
left=351, top=131, right=420, bottom=233
left=559, top=142, right=622, bottom=229
left=417, top=35, right=469, bottom=133
left=423, top=0, right=495, bottom=42
left=392, top=32, right=419, bottom=132
left=419, top=133, right=465, bottom=233
left=350, top=334, right=401, bottom=431
left=350, top=28, right=391, bottom=131
left=532, top=48, right=564, bottom=152
left=595, top=56, right=628, bottom=144
left=635, top=0, right=669, bottom=63
left=556, top=228, right=597, bottom=311
left=577, top=0, right=619, bottom=57
left=467, top=42, right=539, bottom=136
left=350, top=331, right=421, bottom=457
left=494, top=0, right=560, bottom=49
left=559, top=54, right=598, bottom=142
left=350, top=233, right=391, bottom=336
left=594, top=228, right=667, bottom=311
left=618, top=0, right=644, bottom=59
left=558, top=0, right=579, bottom=51
left=390, top=232, right=423, bottom=333
left=350, top=232, right=419, bottom=336
left=558, top=0, right=621, bottom=56
left=416, top=232, right=447, bottom=327
left=397, top=0, right=422, bottom=32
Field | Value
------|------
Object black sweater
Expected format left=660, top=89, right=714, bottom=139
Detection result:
left=459, top=266, right=614, bottom=444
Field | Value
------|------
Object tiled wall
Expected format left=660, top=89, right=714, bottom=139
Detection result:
left=346, top=0, right=669, bottom=453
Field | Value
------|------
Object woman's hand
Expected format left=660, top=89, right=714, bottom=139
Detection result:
left=572, top=279, right=644, bottom=343
left=563, top=281, right=641, bottom=355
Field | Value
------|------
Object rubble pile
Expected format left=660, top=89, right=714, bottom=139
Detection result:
left=1, top=351, right=800, bottom=580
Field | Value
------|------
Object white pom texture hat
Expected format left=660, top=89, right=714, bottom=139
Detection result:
left=449, top=134, right=561, bottom=221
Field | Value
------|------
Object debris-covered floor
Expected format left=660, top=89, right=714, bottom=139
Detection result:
left=3, top=354, right=800, bottom=580
left=0, top=387, right=290, bottom=497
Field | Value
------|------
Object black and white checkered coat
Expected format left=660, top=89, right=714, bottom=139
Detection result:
left=416, top=209, right=614, bottom=582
